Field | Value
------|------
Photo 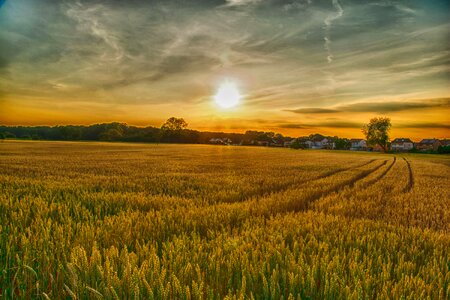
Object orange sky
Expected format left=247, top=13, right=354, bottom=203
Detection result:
left=0, top=0, right=449, bottom=140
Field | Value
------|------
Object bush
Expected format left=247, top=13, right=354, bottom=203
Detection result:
left=437, top=145, right=450, bottom=154
left=4, top=132, right=16, bottom=138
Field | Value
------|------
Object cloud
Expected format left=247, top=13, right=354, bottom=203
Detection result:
left=278, top=123, right=306, bottom=129
left=278, top=121, right=362, bottom=129
left=286, top=108, right=339, bottom=114
left=224, top=0, right=262, bottom=7
left=287, top=98, right=450, bottom=114
left=65, top=1, right=124, bottom=63
left=0, top=0, right=449, bottom=129
left=323, top=0, right=343, bottom=63
left=396, top=122, right=450, bottom=129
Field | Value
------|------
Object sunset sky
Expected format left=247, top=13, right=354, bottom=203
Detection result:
left=0, top=0, right=449, bottom=139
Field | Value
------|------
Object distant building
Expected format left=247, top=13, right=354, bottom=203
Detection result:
left=209, top=138, right=232, bottom=145
left=307, top=137, right=334, bottom=149
left=304, top=140, right=314, bottom=149
left=371, top=144, right=385, bottom=152
left=350, top=139, right=367, bottom=151
left=440, top=139, right=450, bottom=146
left=391, top=138, right=414, bottom=151
left=416, top=139, right=441, bottom=151
left=322, top=138, right=336, bottom=150
left=284, top=139, right=295, bottom=147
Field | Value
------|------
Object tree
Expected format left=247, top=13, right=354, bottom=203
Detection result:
left=160, top=117, right=188, bottom=143
left=0, top=132, right=4, bottom=140
left=100, top=128, right=123, bottom=141
left=362, top=117, right=391, bottom=152
left=335, top=138, right=351, bottom=150
left=161, top=117, right=188, bottom=132
left=4, top=132, right=16, bottom=138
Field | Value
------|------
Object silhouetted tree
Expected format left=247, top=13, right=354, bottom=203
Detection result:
left=362, top=117, right=391, bottom=152
left=161, top=117, right=188, bottom=131
left=160, top=117, right=188, bottom=142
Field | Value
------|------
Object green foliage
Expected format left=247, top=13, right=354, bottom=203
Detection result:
left=290, top=139, right=306, bottom=149
left=334, top=138, right=351, bottom=150
left=437, top=145, right=450, bottom=154
left=4, top=132, right=16, bottom=138
left=161, top=117, right=188, bottom=132
left=0, top=132, right=4, bottom=139
left=362, top=117, right=392, bottom=152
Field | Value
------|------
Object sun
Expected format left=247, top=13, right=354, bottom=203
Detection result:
left=214, top=80, right=241, bottom=108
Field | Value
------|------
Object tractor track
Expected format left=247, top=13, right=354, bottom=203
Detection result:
left=403, top=158, right=414, bottom=192
left=237, top=159, right=379, bottom=203
left=363, top=157, right=396, bottom=187
left=284, top=159, right=388, bottom=213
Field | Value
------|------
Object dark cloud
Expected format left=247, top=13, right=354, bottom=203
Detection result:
left=278, top=121, right=362, bottom=129
left=278, top=123, right=305, bottom=129
left=287, top=98, right=450, bottom=114
left=340, top=98, right=450, bottom=113
left=396, top=122, right=450, bottom=129
left=286, top=108, right=339, bottom=114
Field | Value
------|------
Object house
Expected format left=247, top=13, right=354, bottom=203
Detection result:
left=322, top=138, right=336, bottom=150
left=440, top=139, right=450, bottom=146
left=415, top=139, right=441, bottom=151
left=284, top=139, right=295, bottom=147
left=269, top=139, right=284, bottom=147
left=209, top=138, right=232, bottom=145
left=350, top=139, right=367, bottom=151
left=371, top=144, right=386, bottom=152
left=304, top=140, right=314, bottom=149
left=391, top=138, right=414, bottom=151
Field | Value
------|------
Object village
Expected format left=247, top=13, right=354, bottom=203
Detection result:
left=209, top=136, right=450, bottom=153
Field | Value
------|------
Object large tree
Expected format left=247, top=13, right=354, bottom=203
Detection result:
left=362, top=117, right=392, bottom=152
left=161, top=117, right=188, bottom=132
left=160, top=117, right=188, bottom=142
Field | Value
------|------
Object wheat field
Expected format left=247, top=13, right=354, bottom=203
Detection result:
left=0, top=141, right=449, bottom=299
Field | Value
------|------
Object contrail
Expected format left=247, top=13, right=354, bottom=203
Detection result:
left=324, top=0, right=343, bottom=63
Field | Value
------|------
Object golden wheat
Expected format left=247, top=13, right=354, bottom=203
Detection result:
left=0, top=141, right=448, bottom=299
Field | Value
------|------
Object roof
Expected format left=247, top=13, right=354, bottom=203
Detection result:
left=419, top=139, right=439, bottom=144
left=350, top=139, right=364, bottom=143
left=392, top=138, right=413, bottom=143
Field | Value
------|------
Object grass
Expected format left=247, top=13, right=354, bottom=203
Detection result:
left=0, top=140, right=449, bottom=299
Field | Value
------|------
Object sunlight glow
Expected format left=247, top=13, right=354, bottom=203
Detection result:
left=214, top=81, right=241, bottom=109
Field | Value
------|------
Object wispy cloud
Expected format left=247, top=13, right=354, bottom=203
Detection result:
left=323, top=0, right=343, bottom=63
left=65, top=1, right=124, bottom=63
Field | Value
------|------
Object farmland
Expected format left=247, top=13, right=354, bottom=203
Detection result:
left=0, top=141, right=449, bottom=299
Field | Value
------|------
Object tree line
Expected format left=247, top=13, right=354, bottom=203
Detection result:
left=0, top=117, right=353, bottom=149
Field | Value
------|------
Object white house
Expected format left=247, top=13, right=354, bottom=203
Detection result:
left=350, top=139, right=367, bottom=150
left=391, top=138, right=414, bottom=151
left=309, top=138, right=335, bottom=149
left=209, top=138, right=232, bottom=145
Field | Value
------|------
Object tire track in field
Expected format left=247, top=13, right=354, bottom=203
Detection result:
left=403, top=158, right=414, bottom=192
left=308, top=157, right=397, bottom=217
left=279, top=159, right=389, bottom=213
left=235, top=159, right=379, bottom=203
left=363, top=156, right=396, bottom=187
